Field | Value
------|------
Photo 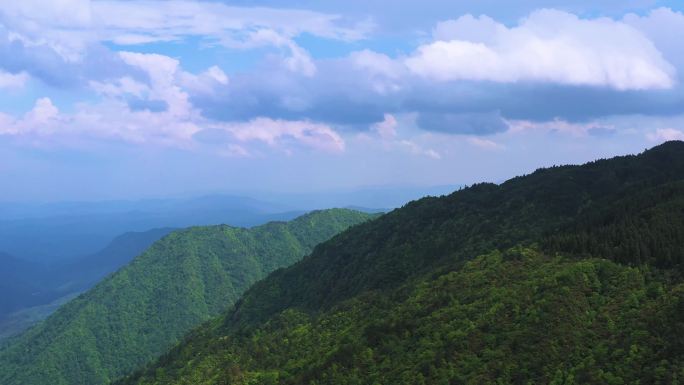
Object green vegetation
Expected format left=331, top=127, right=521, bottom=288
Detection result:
left=0, top=292, right=81, bottom=341
left=121, top=248, right=683, bottom=385
left=118, top=141, right=684, bottom=385
left=0, top=209, right=373, bottom=385
left=0, top=228, right=175, bottom=340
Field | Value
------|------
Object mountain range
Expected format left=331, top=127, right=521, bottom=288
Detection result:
left=114, top=141, right=684, bottom=385
left=2, top=142, right=683, bottom=385
left=0, top=209, right=374, bottom=385
left=0, top=228, right=176, bottom=340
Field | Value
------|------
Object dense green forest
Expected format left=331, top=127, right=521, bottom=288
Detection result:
left=0, top=228, right=176, bottom=340
left=0, top=209, right=374, bottom=385
left=117, top=142, right=684, bottom=385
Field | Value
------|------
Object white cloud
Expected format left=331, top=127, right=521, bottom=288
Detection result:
left=0, top=0, right=91, bottom=26
left=362, top=113, right=441, bottom=159
left=283, top=42, right=317, bottom=77
left=235, top=29, right=317, bottom=76
left=432, top=15, right=504, bottom=45
left=405, top=9, right=676, bottom=90
left=0, top=1, right=351, bottom=78
left=218, top=144, right=251, bottom=158
left=0, top=95, right=345, bottom=153
left=0, top=0, right=93, bottom=61
left=350, top=50, right=404, bottom=94
left=372, top=114, right=398, bottom=140
left=118, top=51, right=192, bottom=117
left=351, top=50, right=403, bottom=79
left=218, top=118, right=345, bottom=153
left=0, top=96, right=200, bottom=145
left=0, top=1, right=369, bottom=63
left=26, top=98, right=59, bottom=124
left=206, top=66, right=229, bottom=85
left=92, top=1, right=369, bottom=44
left=467, top=137, right=504, bottom=150
left=90, top=77, right=149, bottom=99
left=624, top=8, right=684, bottom=70
left=0, top=52, right=343, bottom=153
left=399, top=140, right=441, bottom=159
left=0, top=71, right=29, bottom=89
left=0, top=97, right=61, bottom=136
left=646, top=128, right=684, bottom=142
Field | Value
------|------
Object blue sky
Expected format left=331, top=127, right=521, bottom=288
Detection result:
left=1, top=0, right=684, bottom=202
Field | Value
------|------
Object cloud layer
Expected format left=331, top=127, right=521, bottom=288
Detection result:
left=0, top=0, right=683, bottom=193
left=407, top=10, right=675, bottom=90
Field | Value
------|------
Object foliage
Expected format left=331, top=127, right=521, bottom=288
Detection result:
left=118, top=141, right=684, bottom=385
left=0, top=209, right=373, bottom=385
left=0, top=228, right=175, bottom=340
left=122, top=249, right=684, bottom=385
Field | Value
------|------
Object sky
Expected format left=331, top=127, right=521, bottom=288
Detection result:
left=1, top=0, right=684, bottom=202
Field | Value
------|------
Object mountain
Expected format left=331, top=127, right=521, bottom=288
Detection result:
left=50, top=228, right=178, bottom=293
left=0, top=253, right=49, bottom=321
left=116, top=142, right=684, bottom=384
left=249, top=185, right=461, bottom=211
left=0, top=228, right=176, bottom=340
left=0, top=195, right=300, bottom=262
left=0, top=209, right=374, bottom=385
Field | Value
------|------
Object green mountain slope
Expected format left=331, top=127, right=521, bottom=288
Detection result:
left=0, top=228, right=177, bottom=341
left=118, top=142, right=684, bottom=385
left=0, top=209, right=374, bottom=385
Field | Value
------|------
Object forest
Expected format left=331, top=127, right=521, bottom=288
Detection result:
left=0, top=209, right=374, bottom=385
left=115, top=142, right=684, bottom=384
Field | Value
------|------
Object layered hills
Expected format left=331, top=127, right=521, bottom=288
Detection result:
left=0, top=228, right=175, bottom=340
left=0, top=209, right=374, bottom=385
left=118, top=142, right=684, bottom=385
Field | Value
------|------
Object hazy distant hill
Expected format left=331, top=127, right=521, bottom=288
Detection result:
left=0, top=253, right=49, bottom=321
left=117, top=142, right=684, bottom=385
left=0, top=195, right=301, bottom=262
left=49, top=228, right=177, bottom=292
left=0, top=228, right=175, bottom=339
left=0, top=209, right=375, bottom=385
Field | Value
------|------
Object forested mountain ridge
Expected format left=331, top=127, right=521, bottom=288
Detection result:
left=118, top=141, right=684, bottom=384
left=0, top=228, right=176, bottom=340
left=0, top=209, right=374, bottom=385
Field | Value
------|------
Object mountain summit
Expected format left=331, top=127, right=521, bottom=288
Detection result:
left=118, top=142, right=684, bottom=385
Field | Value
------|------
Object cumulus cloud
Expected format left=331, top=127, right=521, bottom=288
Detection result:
left=624, top=8, right=684, bottom=70
left=193, top=9, right=684, bottom=133
left=231, top=29, right=318, bottom=76
left=0, top=98, right=62, bottom=136
left=0, top=71, right=28, bottom=89
left=362, top=113, right=441, bottom=159
left=372, top=114, right=398, bottom=140
left=0, top=51, right=344, bottom=153
left=2, top=3, right=684, bottom=153
left=217, top=118, right=345, bottom=153
left=178, top=66, right=229, bottom=96
left=118, top=51, right=193, bottom=117
left=350, top=50, right=404, bottom=94
left=406, top=9, right=676, bottom=90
